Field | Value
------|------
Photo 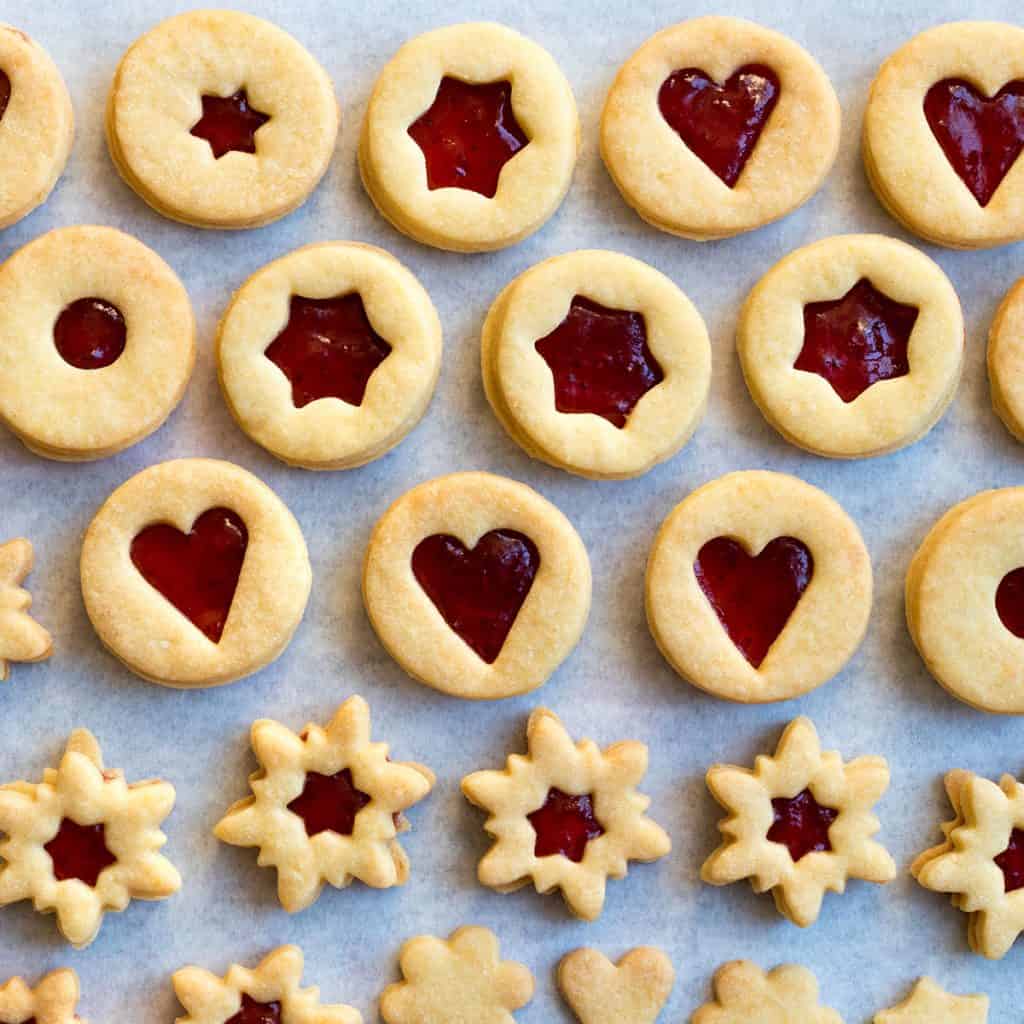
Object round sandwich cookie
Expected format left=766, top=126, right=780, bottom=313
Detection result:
left=988, top=276, right=1024, bottom=443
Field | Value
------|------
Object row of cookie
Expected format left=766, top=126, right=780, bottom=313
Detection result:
left=5, top=461, right=1024, bottom=713
left=5, top=13, right=1024, bottom=251
left=2, top=705, right=1021, bottom=961
left=0, top=950, right=990, bottom=1024
left=7, top=225, right=1024, bottom=472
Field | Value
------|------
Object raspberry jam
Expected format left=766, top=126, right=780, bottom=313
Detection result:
left=996, top=567, right=1024, bottom=638
left=0, top=71, right=10, bottom=122
left=411, top=529, right=539, bottom=664
left=694, top=536, right=813, bottom=668
left=264, top=294, right=392, bottom=409
left=130, top=508, right=248, bottom=644
left=53, top=298, right=127, bottom=370
left=795, top=278, right=917, bottom=404
left=190, top=89, right=270, bottom=159
left=407, top=77, right=529, bottom=198
left=534, top=296, right=663, bottom=428
left=528, top=789, right=605, bottom=862
left=658, top=65, right=780, bottom=187
left=924, top=79, right=1024, bottom=207
left=287, top=769, right=371, bottom=837
left=995, top=828, right=1024, bottom=893
left=43, top=819, right=116, bottom=887
left=767, top=789, right=838, bottom=862
left=226, top=996, right=281, bottom=1024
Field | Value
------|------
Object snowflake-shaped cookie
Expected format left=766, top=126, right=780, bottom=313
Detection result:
left=173, top=945, right=361, bottom=1024
left=557, top=947, right=674, bottom=1024
left=874, top=977, right=988, bottom=1024
left=0, top=728, right=180, bottom=947
left=692, top=961, right=843, bottom=1024
left=214, top=695, right=433, bottom=912
left=379, top=926, right=533, bottom=1024
left=701, top=716, right=895, bottom=926
left=913, top=768, right=1024, bottom=959
left=0, top=968, right=83, bottom=1024
left=461, top=708, right=671, bottom=920
left=0, top=538, right=52, bottom=681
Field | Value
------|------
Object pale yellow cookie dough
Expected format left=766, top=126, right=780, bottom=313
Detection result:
left=558, top=947, right=674, bottom=1024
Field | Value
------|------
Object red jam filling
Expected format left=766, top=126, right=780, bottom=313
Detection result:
left=407, top=77, right=529, bottom=198
left=528, top=789, right=605, bottom=862
left=226, top=996, right=282, bottom=1024
left=658, top=64, right=780, bottom=187
left=411, top=529, right=539, bottom=664
left=0, top=71, right=10, bottom=122
left=53, top=298, right=127, bottom=370
left=264, top=294, right=392, bottom=409
left=767, top=789, right=838, bottom=862
left=795, top=278, right=917, bottom=404
left=995, top=828, right=1024, bottom=893
left=130, top=508, right=248, bottom=644
left=287, top=768, right=371, bottom=837
left=924, top=78, right=1024, bottom=207
left=44, top=819, right=116, bottom=887
left=190, top=89, right=270, bottom=159
left=694, top=536, right=813, bottom=668
left=996, top=567, right=1024, bottom=638
left=534, top=296, right=663, bottom=428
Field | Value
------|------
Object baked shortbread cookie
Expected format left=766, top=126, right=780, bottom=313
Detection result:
left=558, top=947, right=674, bottom=1024
left=462, top=708, right=671, bottom=920
left=988, top=276, right=1024, bottom=442
left=874, top=978, right=988, bottom=1024
left=692, top=962, right=842, bottom=1024
left=0, top=729, right=180, bottom=948
left=702, top=717, right=895, bottom=926
left=360, top=22, right=578, bottom=252
left=214, top=696, right=434, bottom=912
left=0, top=538, right=52, bottom=681
left=0, top=969, right=84, bottom=1024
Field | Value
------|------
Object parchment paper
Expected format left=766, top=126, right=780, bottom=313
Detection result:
left=2, top=0, right=1023, bottom=1019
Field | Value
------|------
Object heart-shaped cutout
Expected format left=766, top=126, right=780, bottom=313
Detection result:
left=658, top=64, right=780, bottom=187
left=558, top=947, right=674, bottom=1024
left=130, top=507, right=248, bottom=643
left=411, top=528, right=539, bottom=664
left=924, top=78, right=1024, bottom=207
left=694, top=535, right=813, bottom=667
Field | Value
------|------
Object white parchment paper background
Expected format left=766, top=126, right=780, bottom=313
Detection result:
left=2, top=0, right=1024, bottom=1019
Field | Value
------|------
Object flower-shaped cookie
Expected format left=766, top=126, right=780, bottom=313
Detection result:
left=174, top=945, right=361, bottom=1024
left=0, top=538, right=52, bottom=681
left=461, top=708, right=671, bottom=920
left=557, top=947, right=674, bottom=1024
left=701, top=717, right=895, bottom=926
left=874, top=978, right=988, bottom=1024
left=214, top=696, right=434, bottom=912
left=380, top=926, right=533, bottom=1024
left=913, top=768, right=1024, bottom=958
left=0, top=729, right=180, bottom=947
left=692, top=962, right=842, bottom=1024
left=0, top=969, right=83, bottom=1024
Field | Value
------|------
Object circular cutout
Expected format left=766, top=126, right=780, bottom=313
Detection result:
left=482, top=250, right=711, bottom=479
left=363, top=472, right=591, bottom=699
left=738, top=234, right=964, bottom=458
left=601, top=17, right=840, bottom=240
left=359, top=22, right=579, bottom=252
left=0, top=226, right=195, bottom=461
left=107, top=10, right=339, bottom=229
left=645, top=470, right=872, bottom=703
left=217, top=242, right=442, bottom=470
left=988, top=276, right=1024, bottom=442
left=81, top=458, right=311, bottom=689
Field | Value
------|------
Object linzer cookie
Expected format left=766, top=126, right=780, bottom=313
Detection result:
left=0, top=970, right=84, bottom=1024
left=0, top=538, right=52, bottom=681
left=874, top=978, right=988, bottom=1023
left=557, top=948, right=674, bottom=1024
left=692, top=962, right=843, bottom=1024
left=601, top=17, right=840, bottom=240
left=988, top=276, right=1024, bottom=441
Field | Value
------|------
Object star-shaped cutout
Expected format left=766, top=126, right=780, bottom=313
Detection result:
left=0, top=969, right=83, bottom=1024
left=461, top=708, right=671, bottom=921
left=407, top=76, right=529, bottom=198
left=214, top=696, right=434, bottom=912
left=795, top=278, right=917, bottom=403
left=0, top=538, right=52, bottom=681
left=380, top=926, right=533, bottom=1024
left=693, top=962, right=842, bottom=1024
left=702, top=716, right=896, bottom=927
left=190, top=89, right=270, bottom=159
left=0, top=729, right=180, bottom=947
left=874, top=977, right=988, bottom=1024
left=174, top=945, right=361, bottom=1024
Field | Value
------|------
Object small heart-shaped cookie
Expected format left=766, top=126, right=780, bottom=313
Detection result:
left=558, top=947, right=674, bottom=1024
